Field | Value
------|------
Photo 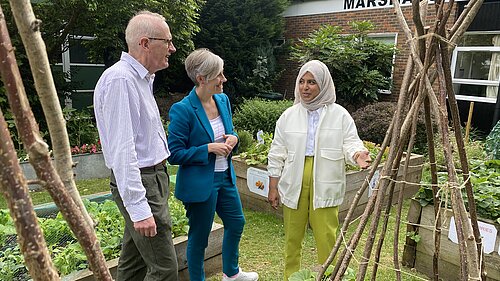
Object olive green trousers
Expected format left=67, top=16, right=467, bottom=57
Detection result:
left=283, top=156, right=339, bottom=281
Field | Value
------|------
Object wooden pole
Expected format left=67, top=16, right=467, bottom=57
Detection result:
left=465, top=101, right=474, bottom=143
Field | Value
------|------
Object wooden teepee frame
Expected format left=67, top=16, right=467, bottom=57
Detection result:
left=317, top=0, right=486, bottom=280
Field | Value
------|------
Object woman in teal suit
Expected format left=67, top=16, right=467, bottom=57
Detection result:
left=168, top=49, right=258, bottom=281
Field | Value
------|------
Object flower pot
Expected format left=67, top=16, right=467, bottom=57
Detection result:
left=232, top=153, right=424, bottom=221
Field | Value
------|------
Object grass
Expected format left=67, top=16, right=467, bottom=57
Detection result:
left=0, top=178, right=110, bottom=209
left=208, top=200, right=430, bottom=281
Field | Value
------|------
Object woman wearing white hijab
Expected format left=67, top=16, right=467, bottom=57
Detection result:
left=267, top=60, right=371, bottom=280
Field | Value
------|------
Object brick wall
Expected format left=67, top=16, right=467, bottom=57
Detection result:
left=275, top=4, right=457, bottom=106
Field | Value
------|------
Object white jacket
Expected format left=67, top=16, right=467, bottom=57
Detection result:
left=267, top=103, right=366, bottom=210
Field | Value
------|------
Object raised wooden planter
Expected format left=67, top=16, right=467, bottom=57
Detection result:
left=233, top=153, right=424, bottom=221
left=62, top=222, right=223, bottom=281
left=403, top=201, right=500, bottom=281
left=21, top=152, right=110, bottom=191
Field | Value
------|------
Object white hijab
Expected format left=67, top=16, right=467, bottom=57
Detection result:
left=293, top=60, right=336, bottom=111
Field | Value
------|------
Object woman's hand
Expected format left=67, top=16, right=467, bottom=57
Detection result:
left=208, top=143, right=233, bottom=157
left=268, top=177, right=280, bottom=210
left=355, top=150, right=372, bottom=169
left=223, top=134, right=238, bottom=151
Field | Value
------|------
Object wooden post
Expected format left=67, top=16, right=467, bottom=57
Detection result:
left=465, top=101, right=474, bottom=143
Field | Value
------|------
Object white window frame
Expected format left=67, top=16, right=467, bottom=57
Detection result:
left=368, top=32, right=398, bottom=95
left=450, top=32, right=500, bottom=104
left=56, top=35, right=105, bottom=93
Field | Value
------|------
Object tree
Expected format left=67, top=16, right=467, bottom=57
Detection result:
left=194, top=0, right=290, bottom=101
left=0, top=0, right=205, bottom=136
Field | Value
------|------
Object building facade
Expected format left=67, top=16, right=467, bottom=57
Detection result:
left=277, top=0, right=500, bottom=133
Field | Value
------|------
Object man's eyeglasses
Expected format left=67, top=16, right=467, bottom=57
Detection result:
left=148, top=37, right=173, bottom=46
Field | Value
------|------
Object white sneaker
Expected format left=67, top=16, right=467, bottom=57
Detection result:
left=222, top=268, right=259, bottom=281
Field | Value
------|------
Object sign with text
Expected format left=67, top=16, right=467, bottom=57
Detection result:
left=449, top=217, right=498, bottom=254
left=246, top=167, right=270, bottom=198
left=368, top=170, right=380, bottom=198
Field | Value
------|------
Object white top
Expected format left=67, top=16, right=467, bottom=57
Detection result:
left=209, top=115, right=229, bottom=172
left=268, top=103, right=367, bottom=209
left=94, top=52, right=170, bottom=222
left=306, top=108, right=323, bottom=156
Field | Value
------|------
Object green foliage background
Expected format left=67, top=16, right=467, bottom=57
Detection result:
left=485, top=120, right=500, bottom=160
left=193, top=0, right=290, bottom=100
left=0, top=0, right=205, bottom=150
left=233, top=98, right=293, bottom=137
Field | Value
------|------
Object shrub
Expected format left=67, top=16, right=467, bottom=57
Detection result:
left=352, top=102, right=429, bottom=153
left=193, top=0, right=289, bottom=99
left=290, top=21, right=395, bottom=106
left=485, top=120, right=500, bottom=160
left=235, top=130, right=254, bottom=154
left=233, top=98, right=293, bottom=136
left=64, top=107, right=99, bottom=147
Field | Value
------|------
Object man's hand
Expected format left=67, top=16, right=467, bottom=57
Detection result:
left=134, top=216, right=157, bottom=237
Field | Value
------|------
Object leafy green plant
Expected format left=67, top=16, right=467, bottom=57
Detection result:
left=238, top=132, right=274, bottom=165
left=169, top=196, right=189, bottom=238
left=0, top=246, right=27, bottom=280
left=39, top=213, right=73, bottom=246
left=235, top=130, right=254, bottom=154
left=51, top=243, right=88, bottom=275
left=288, top=265, right=355, bottom=281
left=233, top=98, right=293, bottom=136
left=0, top=209, right=16, bottom=244
left=290, top=21, right=395, bottom=106
left=485, top=120, right=500, bottom=160
left=63, top=106, right=99, bottom=147
left=406, top=231, right=421, bottom=243
left=416, top=157, right=500, bottom=222
left=0, top=196, right=190, bottom=278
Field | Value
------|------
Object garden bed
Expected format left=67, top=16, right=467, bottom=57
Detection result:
left=62, top=222, right=224, bottom=281
left=233, top=153, right=424, bottom=221
left=20, top=152, right=109, bottom=191
left=403, top=200, right=500, bottom=281
left=1, top=196, right=222, bottom=281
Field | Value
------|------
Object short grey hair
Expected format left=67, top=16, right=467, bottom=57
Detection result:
left=185, top=48, right=224, bottom=85
left=125, top=11, right=167, bottom=50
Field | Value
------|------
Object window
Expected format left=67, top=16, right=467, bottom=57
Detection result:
left=451, top=32, right=500, bottom=103
left=55, top=35, right=106, bottom=109
left=369, top=33, right=397, bottom=94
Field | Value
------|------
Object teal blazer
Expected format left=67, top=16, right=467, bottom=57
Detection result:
left=167, top=87, right=238, bottom=203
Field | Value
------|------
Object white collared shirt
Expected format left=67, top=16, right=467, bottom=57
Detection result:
left=305, top=108, right=323, bottom=156
left=94, top=52, right=170, bottom=222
